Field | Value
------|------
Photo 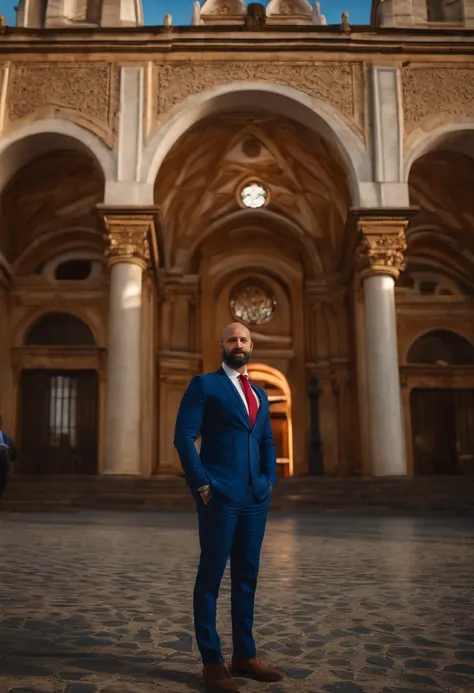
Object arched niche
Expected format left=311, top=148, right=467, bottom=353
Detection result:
left=248, top=363, right=294, bottom=478
left=25, top=313, right=96, bottom=347
left=407, top=330, right=474, bottom=366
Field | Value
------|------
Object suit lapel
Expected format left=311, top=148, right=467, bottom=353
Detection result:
left=215, top=368, right=251, bottom=429
left=251, top=384, right=265, bottom=429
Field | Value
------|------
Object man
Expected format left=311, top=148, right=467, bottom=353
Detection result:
left=0, top=414, right=18, bottom=500
left=174, top=322, right=283, bottom=693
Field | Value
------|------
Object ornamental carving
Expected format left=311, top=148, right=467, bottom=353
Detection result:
left=156, top=62, right=356, bottom=122
left=100, top=216, right=155, bottom=269
left=402, top=66, right=474, bottom=133
left=8, top=63, right=117, bottom=133
left=230, top=279, right=276, bottom=326
left=356, top=218, right=408, bottom=279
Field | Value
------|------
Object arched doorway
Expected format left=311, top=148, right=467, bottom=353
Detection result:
left=153, top=102, right=356, bottom=476
left=248, top=364, right=293, bottom=478
left=403, top=126, right=474, bottom=476
left=0, top=127, right=107, bottom=474
left=18, top=313, right=100, bottom=475
left=408, top=330, right=474, bottom=475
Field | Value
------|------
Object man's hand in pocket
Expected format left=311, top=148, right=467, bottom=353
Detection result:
left=200, top=485, right=212, bottom=506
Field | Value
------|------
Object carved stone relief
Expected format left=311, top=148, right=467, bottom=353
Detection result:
left=201, top=0, right=246, bottom=15
left=229, top=278, right=276, bottom=326
left=402, top=65, right=474, bottom=134
left=266, top=0, right=312, bottom=18
left=7, top=63, right=118, bottom=143
left=100, top=214, right=155, bottom=269
left=356, top=218, right=408, bottom=279
left=156, top=61, right=361, bottom=128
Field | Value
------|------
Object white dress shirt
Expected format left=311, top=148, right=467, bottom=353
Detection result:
left=221, top=362, right=260, bottom=412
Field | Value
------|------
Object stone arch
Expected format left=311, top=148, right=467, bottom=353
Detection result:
left=404, top=121, right=474, bottom=181
left=187, top=209, right=324, bottom=279
left=141, top=82, right=371, bottom=204
left=15, top=308, right=103, bottom=348
left=25, top=312, right=96, bottom=346
left=0, top=118, right=116, bottom=194
left=13, top=228, right=106, bottom=276
left=406, top=329, right=474, bottom=365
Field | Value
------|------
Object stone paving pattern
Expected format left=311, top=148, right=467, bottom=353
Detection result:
left=1, top=510, right=474, bottom=693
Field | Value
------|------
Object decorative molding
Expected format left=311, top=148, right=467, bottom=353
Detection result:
left=7, top=62, right=119, bottom=144
left=156, top=61, right=362, bottom=130
left=402, top=65, right=474, bottom=134
left=355, top=217, right=409, bottom=279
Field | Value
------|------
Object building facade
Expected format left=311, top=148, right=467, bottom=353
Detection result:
left=1, top=0, right=474, bottom=481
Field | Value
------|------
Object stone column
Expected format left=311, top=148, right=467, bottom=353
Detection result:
left=355, top=213, right=409, bottom=477
left=99, top=208, right=158, bottom=475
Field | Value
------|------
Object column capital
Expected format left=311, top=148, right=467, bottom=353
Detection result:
left=351, top=208, right=418, bottom=280
left=97, top=205, right=160, bottom=270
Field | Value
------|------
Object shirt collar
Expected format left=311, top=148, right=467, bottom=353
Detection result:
left=222, top=361, right=247, bottom=379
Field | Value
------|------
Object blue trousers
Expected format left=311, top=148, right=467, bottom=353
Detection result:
left=193, top=487, right=270, bottom=665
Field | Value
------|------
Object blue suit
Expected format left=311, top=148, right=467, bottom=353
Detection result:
left=174, top=367, right=277, bottom=665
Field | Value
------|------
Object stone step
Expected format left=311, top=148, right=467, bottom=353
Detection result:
left=2, top=474, right=474, bottom=513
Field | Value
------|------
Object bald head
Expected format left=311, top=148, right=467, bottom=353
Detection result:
left=220, top=322, right=251, bottom=343
left=219, top=322, right=253, bottom=372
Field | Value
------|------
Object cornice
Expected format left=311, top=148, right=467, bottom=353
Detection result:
left=1, top=26, right=474, bottom=57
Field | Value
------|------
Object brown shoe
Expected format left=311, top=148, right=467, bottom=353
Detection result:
left=231, top=657, right=284, bottom=682
left=203, top=663, right=240, bottom=693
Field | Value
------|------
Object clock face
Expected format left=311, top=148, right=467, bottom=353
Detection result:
left=240, top=181, right=268, bottom=209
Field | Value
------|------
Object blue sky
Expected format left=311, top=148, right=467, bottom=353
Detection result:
left=2, top=1, right=370, bottom=28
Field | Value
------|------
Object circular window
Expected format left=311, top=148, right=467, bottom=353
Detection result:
left=230, top=280, right=276, bottom=326
left=240, top=181, right=268, bottom=209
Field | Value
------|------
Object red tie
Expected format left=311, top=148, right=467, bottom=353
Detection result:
left=238, top=374, right=258, bottom=428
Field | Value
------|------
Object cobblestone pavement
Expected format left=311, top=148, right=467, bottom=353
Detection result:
left=1, top=511, right=474, bottom=693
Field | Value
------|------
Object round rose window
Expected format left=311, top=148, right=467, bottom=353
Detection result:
left=230, top=280, right=276, bottom=326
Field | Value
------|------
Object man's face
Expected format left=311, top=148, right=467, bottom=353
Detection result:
left=220, top=324, right=253, bottom=370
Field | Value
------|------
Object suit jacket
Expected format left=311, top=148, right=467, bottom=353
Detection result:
left=174, top=367, right=277, bottom=502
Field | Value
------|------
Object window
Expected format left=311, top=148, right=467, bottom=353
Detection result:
left=49, top=375, right=77, bottom=447
left=55, top=260, right=93, bottom=281
left=230, top=279, right=276, bottom=326
left=240, top=181, right=268, bottom=209
left=408, top=330, right=474, bottom=366
left=26, top=313, right=95, bottom=346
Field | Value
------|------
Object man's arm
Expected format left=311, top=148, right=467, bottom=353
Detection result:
left=259, top=396, right=277, bottom=486
left=174, top=376, right=210, bottom=493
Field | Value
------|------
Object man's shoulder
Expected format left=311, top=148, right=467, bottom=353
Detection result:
left=195, top=370, right=221, bottom=382
left=190, top=370, right=221, bottom=385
